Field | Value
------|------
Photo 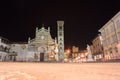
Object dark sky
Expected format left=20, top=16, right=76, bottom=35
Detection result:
left=0, top=0, right=120, bottom=50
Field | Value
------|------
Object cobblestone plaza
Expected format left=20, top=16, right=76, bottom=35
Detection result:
left=0, top=62, right=120, bottom=80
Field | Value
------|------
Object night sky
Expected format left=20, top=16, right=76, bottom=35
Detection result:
left=0, top=0, right=120, bottom=50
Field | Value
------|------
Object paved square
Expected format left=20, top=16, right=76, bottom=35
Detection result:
left=0, top=62, right=120, bottom=80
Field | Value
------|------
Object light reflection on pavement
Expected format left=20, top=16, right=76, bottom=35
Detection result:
left=0, top=71, right=37, bottom=80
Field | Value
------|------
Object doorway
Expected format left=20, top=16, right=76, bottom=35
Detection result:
left=40, top=53, right=44, bottom=61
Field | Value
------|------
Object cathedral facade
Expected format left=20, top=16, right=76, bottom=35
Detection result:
left=9, top=26, right=59, bottom=62
left=27, top=26, right=59, bottom=61
left=0, top=21, right=64, bottom=62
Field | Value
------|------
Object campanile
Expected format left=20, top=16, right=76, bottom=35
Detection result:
left=57, top=21, right=64, bottom=61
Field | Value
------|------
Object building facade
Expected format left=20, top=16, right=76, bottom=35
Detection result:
left=28, top=26, right=58, bottom=61
left=0, top=37, right=11, bottom=61
left=92, top=34, right=104, bottom=61
left=72, top=46, right=87, bottom=62
left=10, top=43, right=28, bottom=61
left=99, top=11, right=120, bottom=60
left=72, top=46, right=79, bottom=59
left=57, top=21, right=64, bottom=61
left=0, top=21, right=64, bottom=62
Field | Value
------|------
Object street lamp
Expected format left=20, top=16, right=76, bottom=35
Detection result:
left=66, top=49, right=70, bottom=54
left=66, top=49, right=71, bottom=59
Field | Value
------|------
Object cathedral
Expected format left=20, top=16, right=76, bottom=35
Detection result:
left=27, top=26, right=59, bottom=61
left=0, top=21, right=64, bottom=62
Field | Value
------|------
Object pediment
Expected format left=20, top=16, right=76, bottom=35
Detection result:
left=30, top=27, right=55, bottom=45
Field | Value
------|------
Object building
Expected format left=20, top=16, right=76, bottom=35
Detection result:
left=10, top=42, right=28, bottom=61
left=27, top=26, right=58, bottom=61
left=99, top=11, right=120, bottom=60
left=92, top=34, right=104, bottom=61
left=72, top=46, right=79, bottom=53
left=0, top=21, right=64, bottom=62
left=0, top=37, right=11, bottom=61
left=57, top=21, right=64, bottom=61
left=72, top=46, right=87, bottom=62
left=72, top=46, right=79, bottom=58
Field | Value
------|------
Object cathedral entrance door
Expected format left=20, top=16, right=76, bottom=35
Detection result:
left=40, top=53, right=44, bottom=61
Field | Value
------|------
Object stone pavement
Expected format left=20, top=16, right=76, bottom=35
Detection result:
left=0, top=62, right=120, bottom=80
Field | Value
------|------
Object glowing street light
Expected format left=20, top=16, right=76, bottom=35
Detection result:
left=66, top=49, right=70, bottom=54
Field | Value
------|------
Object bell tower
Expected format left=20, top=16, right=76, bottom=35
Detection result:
left=57, top=21, right=64, bottom=61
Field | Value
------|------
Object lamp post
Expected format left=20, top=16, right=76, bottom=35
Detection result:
left=64, top=49, right=71, bottom=62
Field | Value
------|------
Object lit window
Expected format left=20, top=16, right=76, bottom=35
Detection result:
left=103, top=40, right=107, bottom=47
left=117, top=32, right=120, bottom=40
left=112, top=35, right=117, bottom=43
left=116, top=20, right=120, bottom=28
left=110, top=25, right=115, bottom=32
left=106, top=28, right=109, bottom=35
left=107, top=37, right=111, bottom=45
